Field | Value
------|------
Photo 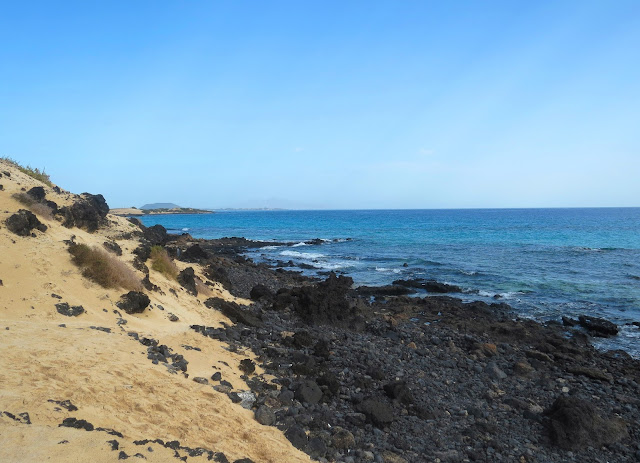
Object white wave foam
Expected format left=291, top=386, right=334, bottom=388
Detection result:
left=292, top=242, right=308, bottom=247
left=459, top=269, right=478, bottom=276
left=182, top=228, right=190, bottom=231
left=477, top=290, right=495, bottom=297
left=375, top=267, right=401, bottom=274
left=280, top=250, right=325, bottom=259
left=261, top=245, right=280, bottom=250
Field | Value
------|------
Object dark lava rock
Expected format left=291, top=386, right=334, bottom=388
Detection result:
left=59, top=417, right=94, bottom=431
left=26, top=186, right=46, bottom=201
left=204, top=265, right=233, bottom=292
left=332, top=427, right=356, bottom=449
left=204, top=298, right=264, bottom=328
left=177, top=267, right=198, bottom=296
left=273, top=273, right=356, bottom=326
left=285, top=425, right=308, bottom=450
left=255, top=406, right=276, bottom=426
left=103, top=241, right=123, bottom=256
left=250, top=284, right=274, bottom=301
left=181, top=244, right=209, bottom=262
left=58, top=193, right=109, bottom=232
left=142, top=224, right=169, bottom=246
left=358, top=398, right=394, bottom=427
left=55, top=302, right=85, bottom=317
left=383, top=381, right=414, bottom=405
left=295, top=380, right=322, bottom=405
left=393, top=278, right=462, bottom=293
left=141, top=274, right=160, bottom=292
left=132, top=244, right=151, bottom=262
left=578, top=315, right=619, bottom=337
left=116, top=291, right=150, bottom=314
left=211, top=372, right=222, bottom=381
left=355, top=285, right=414, bottom=297
left=239, top=359, right=256, bottom=375
left=193, top=377, right=209, bottom=384
left=5, top=209, right=47, bottom=236
left=48, top=399, right=78, bottom=411
left=544, top=395, right=628, bottom=450
left=233, top=459, right=255, bottom=463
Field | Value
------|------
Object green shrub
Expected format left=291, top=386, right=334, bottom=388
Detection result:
left=1, top=157, right=53, bottom=187
left=69, top=243, right=142, bottom=290
left=149, top=245, right=178, bottom=280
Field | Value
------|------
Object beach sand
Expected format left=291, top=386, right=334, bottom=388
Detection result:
left=0, top=160, right=310, bottom=462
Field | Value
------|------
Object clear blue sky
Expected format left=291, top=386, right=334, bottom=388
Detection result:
left=1, top=1, right=638, bottom=209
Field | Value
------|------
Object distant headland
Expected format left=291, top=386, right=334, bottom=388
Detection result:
left=110, top=202, right=213, bottom=216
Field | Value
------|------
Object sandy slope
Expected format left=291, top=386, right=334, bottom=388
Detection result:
left=0, top=160, right=310, bottom=463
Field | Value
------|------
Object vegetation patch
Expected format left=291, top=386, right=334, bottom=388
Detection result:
left=149, top=245, right=178, bottom=280
left=1, top=157, right=53, bottom=187
left=12, top=193, right=54, bottom=220
left=68, top=243, right=141, bottom=290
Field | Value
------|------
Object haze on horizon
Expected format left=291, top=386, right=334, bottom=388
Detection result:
left=1, top=1, right=639, bottom=210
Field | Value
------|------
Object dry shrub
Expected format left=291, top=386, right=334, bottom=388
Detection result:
left=12, top=193, right=54, bottom=220
left=69, top=243, right=142, bottom=291
left=149, top=245, right=178, bottom=280
left=1, top=157, right=53, bottom=186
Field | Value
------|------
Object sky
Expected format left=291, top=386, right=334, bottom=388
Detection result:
left=1, top=1, right=639, bottom=209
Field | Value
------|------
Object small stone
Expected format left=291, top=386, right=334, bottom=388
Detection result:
left=254, top=406, right=276, bottom=426
left=332, top=427, right=355, bottom=449
left=193, top=377, right=209, bottom=385
left=485, top=362, right=507, bottom=380
left=211, top=372, right=222, bottom=381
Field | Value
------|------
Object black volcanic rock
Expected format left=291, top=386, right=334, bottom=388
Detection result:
left=355, top=285, right=414, bottom=297
left=544, top=396, right=628, bottom=450
left=26, top=186, right=46, bottom=201
left=273, top=273, right=356, bottom=326
left=393, top=279, right=461, bottom=293
left=55, top=303, right=85, bottom=317
left=578, top=315, right=619, bottom=337
left=58, top=193, right=109, bottom=232
left=181, top=244, right=209, bottom=262
left=5, top=209, right=47, bottom=236
left=177, top=267, right=197, bottom=296
left=358, top=398, right=394, bottom=427
left=204, top=298, right=264, bottom=328
left=143, top=224, right=170, bottom=246
left=250, top=284, right=274, bottom=301
left=116, top=291, right=150, bottom=314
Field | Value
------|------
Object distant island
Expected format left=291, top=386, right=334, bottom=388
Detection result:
left=110, top=203, right=213, bottom=216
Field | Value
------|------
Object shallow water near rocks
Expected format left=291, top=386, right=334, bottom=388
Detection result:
left=140, top=207, right=640, bottom=357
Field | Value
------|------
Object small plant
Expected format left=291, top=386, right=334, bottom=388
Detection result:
left=12, top=193, right=54, bottom=220
left=68, top=243, right=142, bottom=291
left=149, top=245, right=178, bottom=280
left=1, top=157, right=53, bottom=187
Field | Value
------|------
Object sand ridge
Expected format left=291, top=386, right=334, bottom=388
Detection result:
left=0, top=160, right=310, bottom=463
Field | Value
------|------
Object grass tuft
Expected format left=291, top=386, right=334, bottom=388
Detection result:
left=149, top=245, right=178, bottom=280
left=69, top=243, right=142, bottom=290
left=1, top=157, right=53, bottom=187
left=12, top=193, right=54, bottom=220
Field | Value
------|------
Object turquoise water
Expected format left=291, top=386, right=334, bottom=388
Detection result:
left=140, top=208, right=640, bottom=356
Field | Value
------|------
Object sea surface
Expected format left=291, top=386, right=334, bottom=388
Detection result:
left=139, top=208, right=640, bottom=357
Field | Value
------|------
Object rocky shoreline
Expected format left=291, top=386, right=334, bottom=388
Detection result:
left=160, top=232, right=640, bottom=463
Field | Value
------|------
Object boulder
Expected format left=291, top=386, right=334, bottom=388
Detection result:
left=5, top=209, right=47, bottom=236
left=358, top=398, right=394, bottom=427
left=250, top=284, right=274, bottom=301
left=544, top=395, right=627, bottom=450
left=295, top=380, right=322, bottom=405
left=204, top=298, right=264, bottom=328
left=55, top=302, right=85, bottom=317
left=254, top=406, right=276, bottom=426
left=116, top=291, right=150, bottom=314
left=177, top=267, right=197, bottom=296
left=142, top=224, right=169, bottom=246
left=58, top=193, right=109, bottom=232
left=578, top=315, right=619, bottom=337
left=181, top=244, right=209, bottom=262
left=26, top=186, right=46, bottom=201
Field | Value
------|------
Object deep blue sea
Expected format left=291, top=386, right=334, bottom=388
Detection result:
left=140, top=208, right=640, bottom=357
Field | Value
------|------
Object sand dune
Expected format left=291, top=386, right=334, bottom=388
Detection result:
left=0, top=160, right=310, bottom=463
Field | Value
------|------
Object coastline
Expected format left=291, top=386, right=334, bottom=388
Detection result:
left=1, top=159, right=639, bottom=462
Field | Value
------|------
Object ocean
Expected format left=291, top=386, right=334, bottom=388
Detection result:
left=139, top=208, right=640, bottom=357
